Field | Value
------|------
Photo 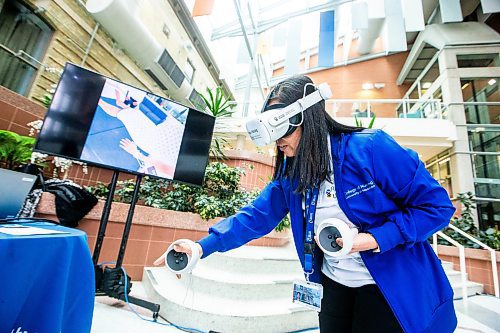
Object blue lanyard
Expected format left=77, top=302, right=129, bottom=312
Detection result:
left=303, top=186, right=319, bottom=278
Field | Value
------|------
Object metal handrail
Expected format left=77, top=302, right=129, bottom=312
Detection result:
left=447, top=224, right=499, bottom=298
left=433, top=223, right=499, bottom=301
left=433, top=232, right=469, bottom=305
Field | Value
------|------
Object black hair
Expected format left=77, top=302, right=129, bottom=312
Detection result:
left=269, top=75, right=363, bottom=193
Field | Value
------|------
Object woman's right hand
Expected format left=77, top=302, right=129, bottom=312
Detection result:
left=119, top=138, right=141, bottom=159
left=153, top=241, right=203, bottom=279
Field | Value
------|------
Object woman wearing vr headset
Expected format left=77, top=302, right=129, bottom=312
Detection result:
left=155, top=75, right=457, bottom=333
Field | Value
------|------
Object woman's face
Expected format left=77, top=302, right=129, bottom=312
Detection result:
left=277, top=126, right=302, bottom=157
left=268, top=98, right=303, bottom=157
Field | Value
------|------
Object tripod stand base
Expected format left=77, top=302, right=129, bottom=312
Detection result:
left=95, top=265, right=160, bottom=320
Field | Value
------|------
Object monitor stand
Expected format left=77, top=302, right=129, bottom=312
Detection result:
left=92, top=171, right=160, bottom=319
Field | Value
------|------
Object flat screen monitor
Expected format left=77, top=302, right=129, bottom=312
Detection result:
left=34, top=63, right=215, bottom=186
left=0, top=168, right=37, bottom=219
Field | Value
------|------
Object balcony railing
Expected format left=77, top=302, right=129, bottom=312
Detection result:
left=229, top=98, right=447, bottom=120
left=326, top=98, right=445, bottom=119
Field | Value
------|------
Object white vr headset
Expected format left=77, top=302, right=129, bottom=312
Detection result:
left=245, top=83, right=332, bottom=146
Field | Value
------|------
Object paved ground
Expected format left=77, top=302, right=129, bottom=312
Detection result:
left=91, top=282, right=499, bottom=333
left=91, top=282, right=184, bottom=333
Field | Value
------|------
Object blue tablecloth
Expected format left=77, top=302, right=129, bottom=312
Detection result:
left=0, top=221, right=94, bottom=333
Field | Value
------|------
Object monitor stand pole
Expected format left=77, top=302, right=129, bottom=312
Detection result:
left=92, top=171, right=160, bottom=319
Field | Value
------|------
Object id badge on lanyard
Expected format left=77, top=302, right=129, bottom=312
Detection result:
left=303, top=186, right=319, bottom=280
left=292, top=279, right=323, bottom=312
left=291, top=186, right=323, bottom=312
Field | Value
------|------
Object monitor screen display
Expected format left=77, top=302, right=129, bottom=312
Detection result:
left=35, top=63, right=215, bottom=186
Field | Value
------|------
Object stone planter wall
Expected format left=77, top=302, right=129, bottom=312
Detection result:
left=35, top=193, right=291, bottom=280
left=437, top=245, right=500, bottom=295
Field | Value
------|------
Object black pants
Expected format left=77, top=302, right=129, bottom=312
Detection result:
left=319, top=273, right=403, bottom=333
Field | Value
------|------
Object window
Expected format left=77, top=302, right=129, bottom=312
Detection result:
left=462, top=78, right=499, bottom=125
left=426, top=151, right=453, bottom=197
left=0, top=0, right=53, bottom=95
left=457, top=53, right=499, bottom=68
left=157, top=49, right=185, bottom=87
left=188, top=89, right=206, bottom=110
left=467, top=126, right=499, bottom=229
left=184, top=59, right=195, bottom=84
left=476, top=201, right=499, bottom=229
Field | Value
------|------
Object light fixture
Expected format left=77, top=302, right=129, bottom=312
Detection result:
left=362, top=83, right=374, bottom=90
left=488, top=79, right=496, bottom=86
left=374, top=83, right=385, bottom=89
left=162, top=24, right=170, bottom=38
left=422, top=82, right=432, bottom=89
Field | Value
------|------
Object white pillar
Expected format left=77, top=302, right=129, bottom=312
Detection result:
left=439, top=49, right=478, bottom=223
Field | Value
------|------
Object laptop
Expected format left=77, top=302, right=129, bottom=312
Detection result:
left=0, top=168, right=37, bottom=220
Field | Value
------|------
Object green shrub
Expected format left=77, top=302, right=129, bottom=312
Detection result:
left=439, top=192, right=500, bottom=250
left=0, top=130, right=35, bottom=170
left=86, top=162, right=290, bottom=232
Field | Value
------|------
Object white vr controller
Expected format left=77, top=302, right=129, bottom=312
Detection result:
left=245, top=83, right=332, bottom=146
left=316, top=218, right=359, bottom=257
left=164, top=239, right=201, bottom=274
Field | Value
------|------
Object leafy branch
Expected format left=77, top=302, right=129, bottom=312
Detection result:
left=197, top=87, right=235, bottom=160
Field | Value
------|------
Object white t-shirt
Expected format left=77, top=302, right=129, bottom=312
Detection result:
left=303, top=137, right=375, bottom=287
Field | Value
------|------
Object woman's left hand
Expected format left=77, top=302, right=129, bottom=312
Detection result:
left=336, top=233, right=379, bottom=253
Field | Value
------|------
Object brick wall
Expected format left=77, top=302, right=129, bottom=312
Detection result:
left=0, top=86, right=45, bottom=136
left=222, top=150, right=274, bottom=191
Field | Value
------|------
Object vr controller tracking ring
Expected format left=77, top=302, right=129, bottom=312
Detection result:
left=164, top=239, right=201, bottom=274
left=316, top=218, right=358, bottom=257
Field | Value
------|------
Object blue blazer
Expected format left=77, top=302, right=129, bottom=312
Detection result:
left=198, top=129, right=457, bottom=333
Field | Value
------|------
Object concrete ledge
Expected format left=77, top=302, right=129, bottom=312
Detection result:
left=36, top=192, right=290, bottom=243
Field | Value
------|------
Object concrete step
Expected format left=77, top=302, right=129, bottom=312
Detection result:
left=441, top=260, right=454, bottom=271
left=198, top=244, right=304, bottom=276
left=445, top=269, right=469, bottom=284
left=440, top=261, right=485, bottom=299
left=143, top=267, right=319, bottom=333
left=188, top=263, right=304, bottom=300
left=452, top=281, right=484, bottom=300
left=455, top=295, right=500, bottom=333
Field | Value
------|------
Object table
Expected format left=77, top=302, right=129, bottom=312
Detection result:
left=0, top=220, right=95, bottom=333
